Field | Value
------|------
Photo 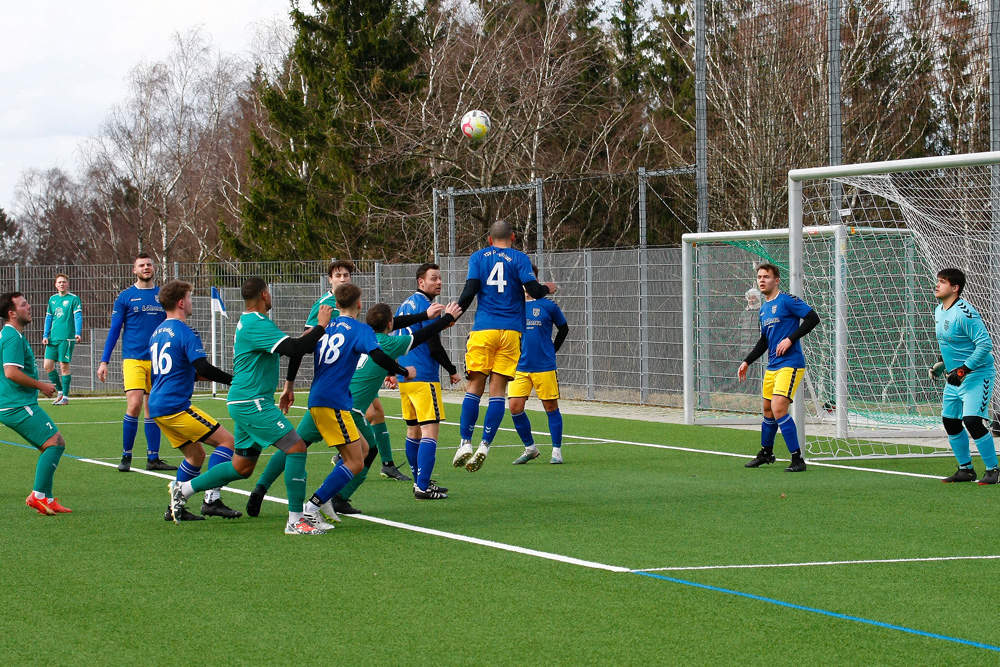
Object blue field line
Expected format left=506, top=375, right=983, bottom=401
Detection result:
left=1, top=438, right=86, bottom=459
left=633, top=571, right=1000, bottom=652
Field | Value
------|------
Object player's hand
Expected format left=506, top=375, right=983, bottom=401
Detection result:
left=426, top=303, right=445, bottom=318
left=279, top=386, right=295, bottom=414
left=75, top=335, right=81, bottom=343
left=544, top=281, right=558, bottom=295
left=38, top=381, right=57, bottom=398
left=947, top=365, right=971, bottom=386
left=317, top=305, right=334, bottom=327
left=449, top=373, right=462, bottom=385
left=97, top=362, right=108, bottom=383
left=445, top=301, right=462, bottom=321
left=737, top=361, right=749, bottom=382
left=42, top=338, right=48, bottom=346
left=403, top=366, right=417, bottom=381
left=384, top=375, right=398, bottom=390
left=775, top=338, right=792, bottom=356
left=929, top=361, right=945, bottom=380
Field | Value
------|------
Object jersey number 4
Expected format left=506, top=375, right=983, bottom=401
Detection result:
left=487, top=262, right=507, bottom=292
left=151, top=342, right=173, bottom=375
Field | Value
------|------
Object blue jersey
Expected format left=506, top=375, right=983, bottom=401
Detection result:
left=758, top=292, right=813, bottom=370
left=935, top=298, right=995, bottom=374
left=308, top=316, right=380, bottom=411
left=467, top=246, right=537, bottom=332
left=101, top=285, right=165, bottom=362
left=394, top=292, right=440, bottom=383
left=517, top=298, right=567, bottom=373
left=148, top=319, right=207, bottom=417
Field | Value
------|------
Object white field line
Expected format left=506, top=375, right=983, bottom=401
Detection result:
left=635, top=554, right=1000, bottom=572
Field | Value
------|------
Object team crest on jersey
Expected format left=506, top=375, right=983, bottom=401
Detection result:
left=944, top=320, right=950, bottom=331
left=771, top=305, right=777, bottom=314
left=533, top=308, right=540, bottom=317
left=62, top=300, right=69, bottom=307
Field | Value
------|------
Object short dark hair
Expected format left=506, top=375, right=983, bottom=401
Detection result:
left=135, top=252, right=152, bottom=263
left=335, top=283, right=362, bottom=309
left=159, top=280, right=193, bottom=311
left=757, top=263, right=780, bottom=280
left=241, top=276, right=268, bottom=302
left=366, top=303, right=393, bottom=333
left=328, top=260, right=355, bottom=277
left=416, top=262, right=440, bottom=282
left=938, top=267, right=966, bottom=295
left=0, top=292, right=23, bottom=322
left=489, top=219, right=513, bottom=239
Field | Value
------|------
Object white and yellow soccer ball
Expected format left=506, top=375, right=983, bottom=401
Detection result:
left=461, top=110, right=491, bottom=140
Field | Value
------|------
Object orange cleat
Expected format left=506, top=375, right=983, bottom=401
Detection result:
left=25, top=493, right=56, bottom=516
left=46, top=498, right=73, bottom=513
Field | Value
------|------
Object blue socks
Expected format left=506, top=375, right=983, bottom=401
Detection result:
left=208, top=445, right=234, bottom=470
left=122, top=415, right=139, bottom=457
left=177, top=460, right=201, bottom=483
left=949, top=430, right=972, bottom=467
left=416, top=438, right=437, bottom=490
left=460, top=392, right=481, bottom=440
left=777, top=414, right=799, bottom=453
left=511, top=411, right=534, bottom=446
left=482, top=397, right=505, bottom=445
left=975, top=432, right=998, bottom=470
left=312, top=463, right=354, bottom=505
left=761, top=417, right=779, bottom=449
left=404, top=437, right=420, bottom=477
left=547, top=409, right=563, bottom=448
left=144, top=418, right=161, bottom=459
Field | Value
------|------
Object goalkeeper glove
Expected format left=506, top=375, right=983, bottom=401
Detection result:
left=947, top=365, right=971, bottom=386
left=929, top=361, right=945, bottom=380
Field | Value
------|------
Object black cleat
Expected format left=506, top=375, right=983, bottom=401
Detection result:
left=118, top=455, right=132, bottom=472
left=744, top=448, right=776, bottom=468
left=784, top=454, right=807, bottom=472
left=201, top=498, right=243, bottom=519
left=380, top=464, right=412, bottom=482
left=164, top=505, right=205, bottom=521
left=943, top=466, right=977, bottom=483
left=414, top=487, right=448, bottom=500
left=246, top=484, right=267, bottom=517
left=428, top=481, right=448, bottom=494
left=979, top=468, right=999, bottom=485
left=146, top=458, right=178, bottom=472
left=333, top=494, right=362, bottom=515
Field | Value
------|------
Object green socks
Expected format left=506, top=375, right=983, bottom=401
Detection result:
left=34, top=445, right=64, bottom=496
left=256, top=449, right=288, bottom=490
left=61, top=375, right=71, bottom=396
left=373, top=422, right=393, bottom=465
left=191, top=461, right=244, bottom=493
left=339, top=465, right=371, bottom=500
left=284, top=452, right=308, bottom=512
left=48, top=370, right=60, bottom=388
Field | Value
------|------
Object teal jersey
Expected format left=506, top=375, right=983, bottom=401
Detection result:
left=226, top=312, right=290, bottom=403
left=305, top=292, right=339, bottom=327
left=350, top=333, right=413, bottom=412
left=0, top=324, right=39, bottom=409
left=46, top=293, right=82, bottom=340
left=935, top=298, right=995, bottom=373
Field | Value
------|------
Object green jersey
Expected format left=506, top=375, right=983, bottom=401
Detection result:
left=46, top=292, right=82, bottom=341
left=305, top=292, right=339, bottom=327
left=0, top=324, right=39, bottom=409
left=349, top=333, right=413, bottom=412
left=227, top=312, right=290, bottom=403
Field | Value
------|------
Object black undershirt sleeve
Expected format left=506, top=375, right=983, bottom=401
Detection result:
left=524, top=279, right=550, bottom=300
left=553, top=323, right=569, bottom=353
left=370, top=348, right=407, bottom=376
left=457, top=279, right=480, bottom=314
left=410, top=314, right=455, bottom=348
left=744, top=333, right=769, bottom=366
left=191, top=357, right=233, bottom=385
left=428, top=334, right=458, bottom=376
left=787, top=309, right=820, bottom=343
left=391, top=310, right=430, bottom=330
left=277, top=325, right=326, bottom=382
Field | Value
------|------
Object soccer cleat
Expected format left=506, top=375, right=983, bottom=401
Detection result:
left=164, top=505, right=205, bottom=521
left=942, top=466, right=978, bottom=483
left=331, top=453, right=342, bottom=466
left=201, top=498, right=243, bottom=519
left=52, top=396, right=68, bottom=406
left=25, top=493, right=56, bottom=516
left=784, top=454, right=807, bottom=472
left=46, top=498, right=73, bottom=513
left=465, top=443, right=489, bottom=472
left=744, top=449, right=776, bottom=468
left=285, top=517, right=326, bottom=535
left=51, top=392, right=64, bottom=405
left=246, top=484, right=267, bottom=517
left=302, top=507, right=336, bottom=531
left=146, top=458, right=178, bottom=472
left=168, top=481, right=187, bottom=524
left=414, top=486, right=448, bottom=500
left=320, top=498, right=346, bottom=521
left=551, top=448, right=563, bottom=464
left=380, top=464, right=412, bottom=481
left=428, top=480, right=449, bottom=494
left=979, top=468, right=1000, bottom=485
left=330, top=495, right=359, bottom=516
left=117, top=455, right=132, bottom=473
left=453, top=439, right=474, bottom=468
left=512, top=446, right=540, bottom=465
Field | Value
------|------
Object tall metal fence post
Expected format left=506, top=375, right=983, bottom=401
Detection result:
left=432, top=187, right=439, bottom=264
left=585, top=249, right=595, bottom=401
left=90, top=328, right=96, bottom=391
left=535, top=178, right=544, bottom=275
left=14, top=264, right=19, bottom=291
left=991, top=0, right=1000, bottom=364
left=638, top=167, right=649, bottom=404
left=829, top=0, right=843, bottom=224
left=695, top=0, right=708, bottom=234
left=374, top=261, right=382, bottom=303
left=448, top=188, right=456, bottom=255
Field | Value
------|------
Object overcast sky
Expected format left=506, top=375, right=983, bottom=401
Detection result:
left=0, top=0, right=293, bottom=214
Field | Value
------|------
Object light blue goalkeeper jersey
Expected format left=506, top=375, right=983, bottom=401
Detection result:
left=935, top=298, right=994, bottom=373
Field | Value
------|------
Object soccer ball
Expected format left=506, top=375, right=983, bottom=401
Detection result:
left=461, top=110, right=491, bottom=140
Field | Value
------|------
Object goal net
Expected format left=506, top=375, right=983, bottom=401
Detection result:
left=682, top=151, right=1000, bottom=460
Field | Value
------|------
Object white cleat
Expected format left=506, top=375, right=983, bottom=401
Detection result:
left=51, top=393, right=65, bottom=405
left=453, top=439, right=474, bottom=468
left=512, top=446, right=540, bottom=465
left=168, top=481, right=187, bottom=524
left=318, top=499, right=342, bottom=524
left=466, top=442, right=490, bottom=472
left=550, top=448, right=563, bottom=464
left=285, top=517, right=326, bottom=535
left=302, top=508, right=336, bottom=531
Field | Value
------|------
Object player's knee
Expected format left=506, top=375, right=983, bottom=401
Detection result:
left=942, top=417, right=964, bottom=436
left=963, top=416, right=989, bottom=440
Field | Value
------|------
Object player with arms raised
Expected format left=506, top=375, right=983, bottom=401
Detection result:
left=929, top=268, right=998, bottom=484
left=42, top=274, right=82, bottom=405
left=452, top=220, right=557, bottom=472
left=738, top=263, right=820, bottom=472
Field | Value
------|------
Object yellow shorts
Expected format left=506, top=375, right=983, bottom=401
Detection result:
left=508, top=370, right=560, bottom=401
left=311, top=407, right=361, bottom=446
left=762, top=367, right=804, bottom=402
left=466, top=330, right=522, bottom=379
left=399, top=382, right=445, bottom=425
left=123, top=359, right=153, bottom=393
left=154, top=407, right=220, bottom=449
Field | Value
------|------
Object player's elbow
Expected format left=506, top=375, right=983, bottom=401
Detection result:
left=3, top=366, right=17, bottom=381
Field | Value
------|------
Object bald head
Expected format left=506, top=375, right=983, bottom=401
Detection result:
left=488, top=220, right=514, bottom=247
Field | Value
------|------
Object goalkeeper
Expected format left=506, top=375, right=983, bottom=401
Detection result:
left=929, top=268, right=998, bottom=484
left=737, top=263, right=820, bottom=472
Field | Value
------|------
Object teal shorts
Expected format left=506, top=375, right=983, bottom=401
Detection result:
left=297, top=408, right=373, bottom=448
left=227, top=400, right=300, bottom=453
left=942, top=369, right=995, bottom=421
left=44, top=340, right=76, bottom=364
left=0, top=404, right=59, bottom=448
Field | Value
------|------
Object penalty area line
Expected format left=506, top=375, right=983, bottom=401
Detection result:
left=635, top=554, right=1000, bottom=572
